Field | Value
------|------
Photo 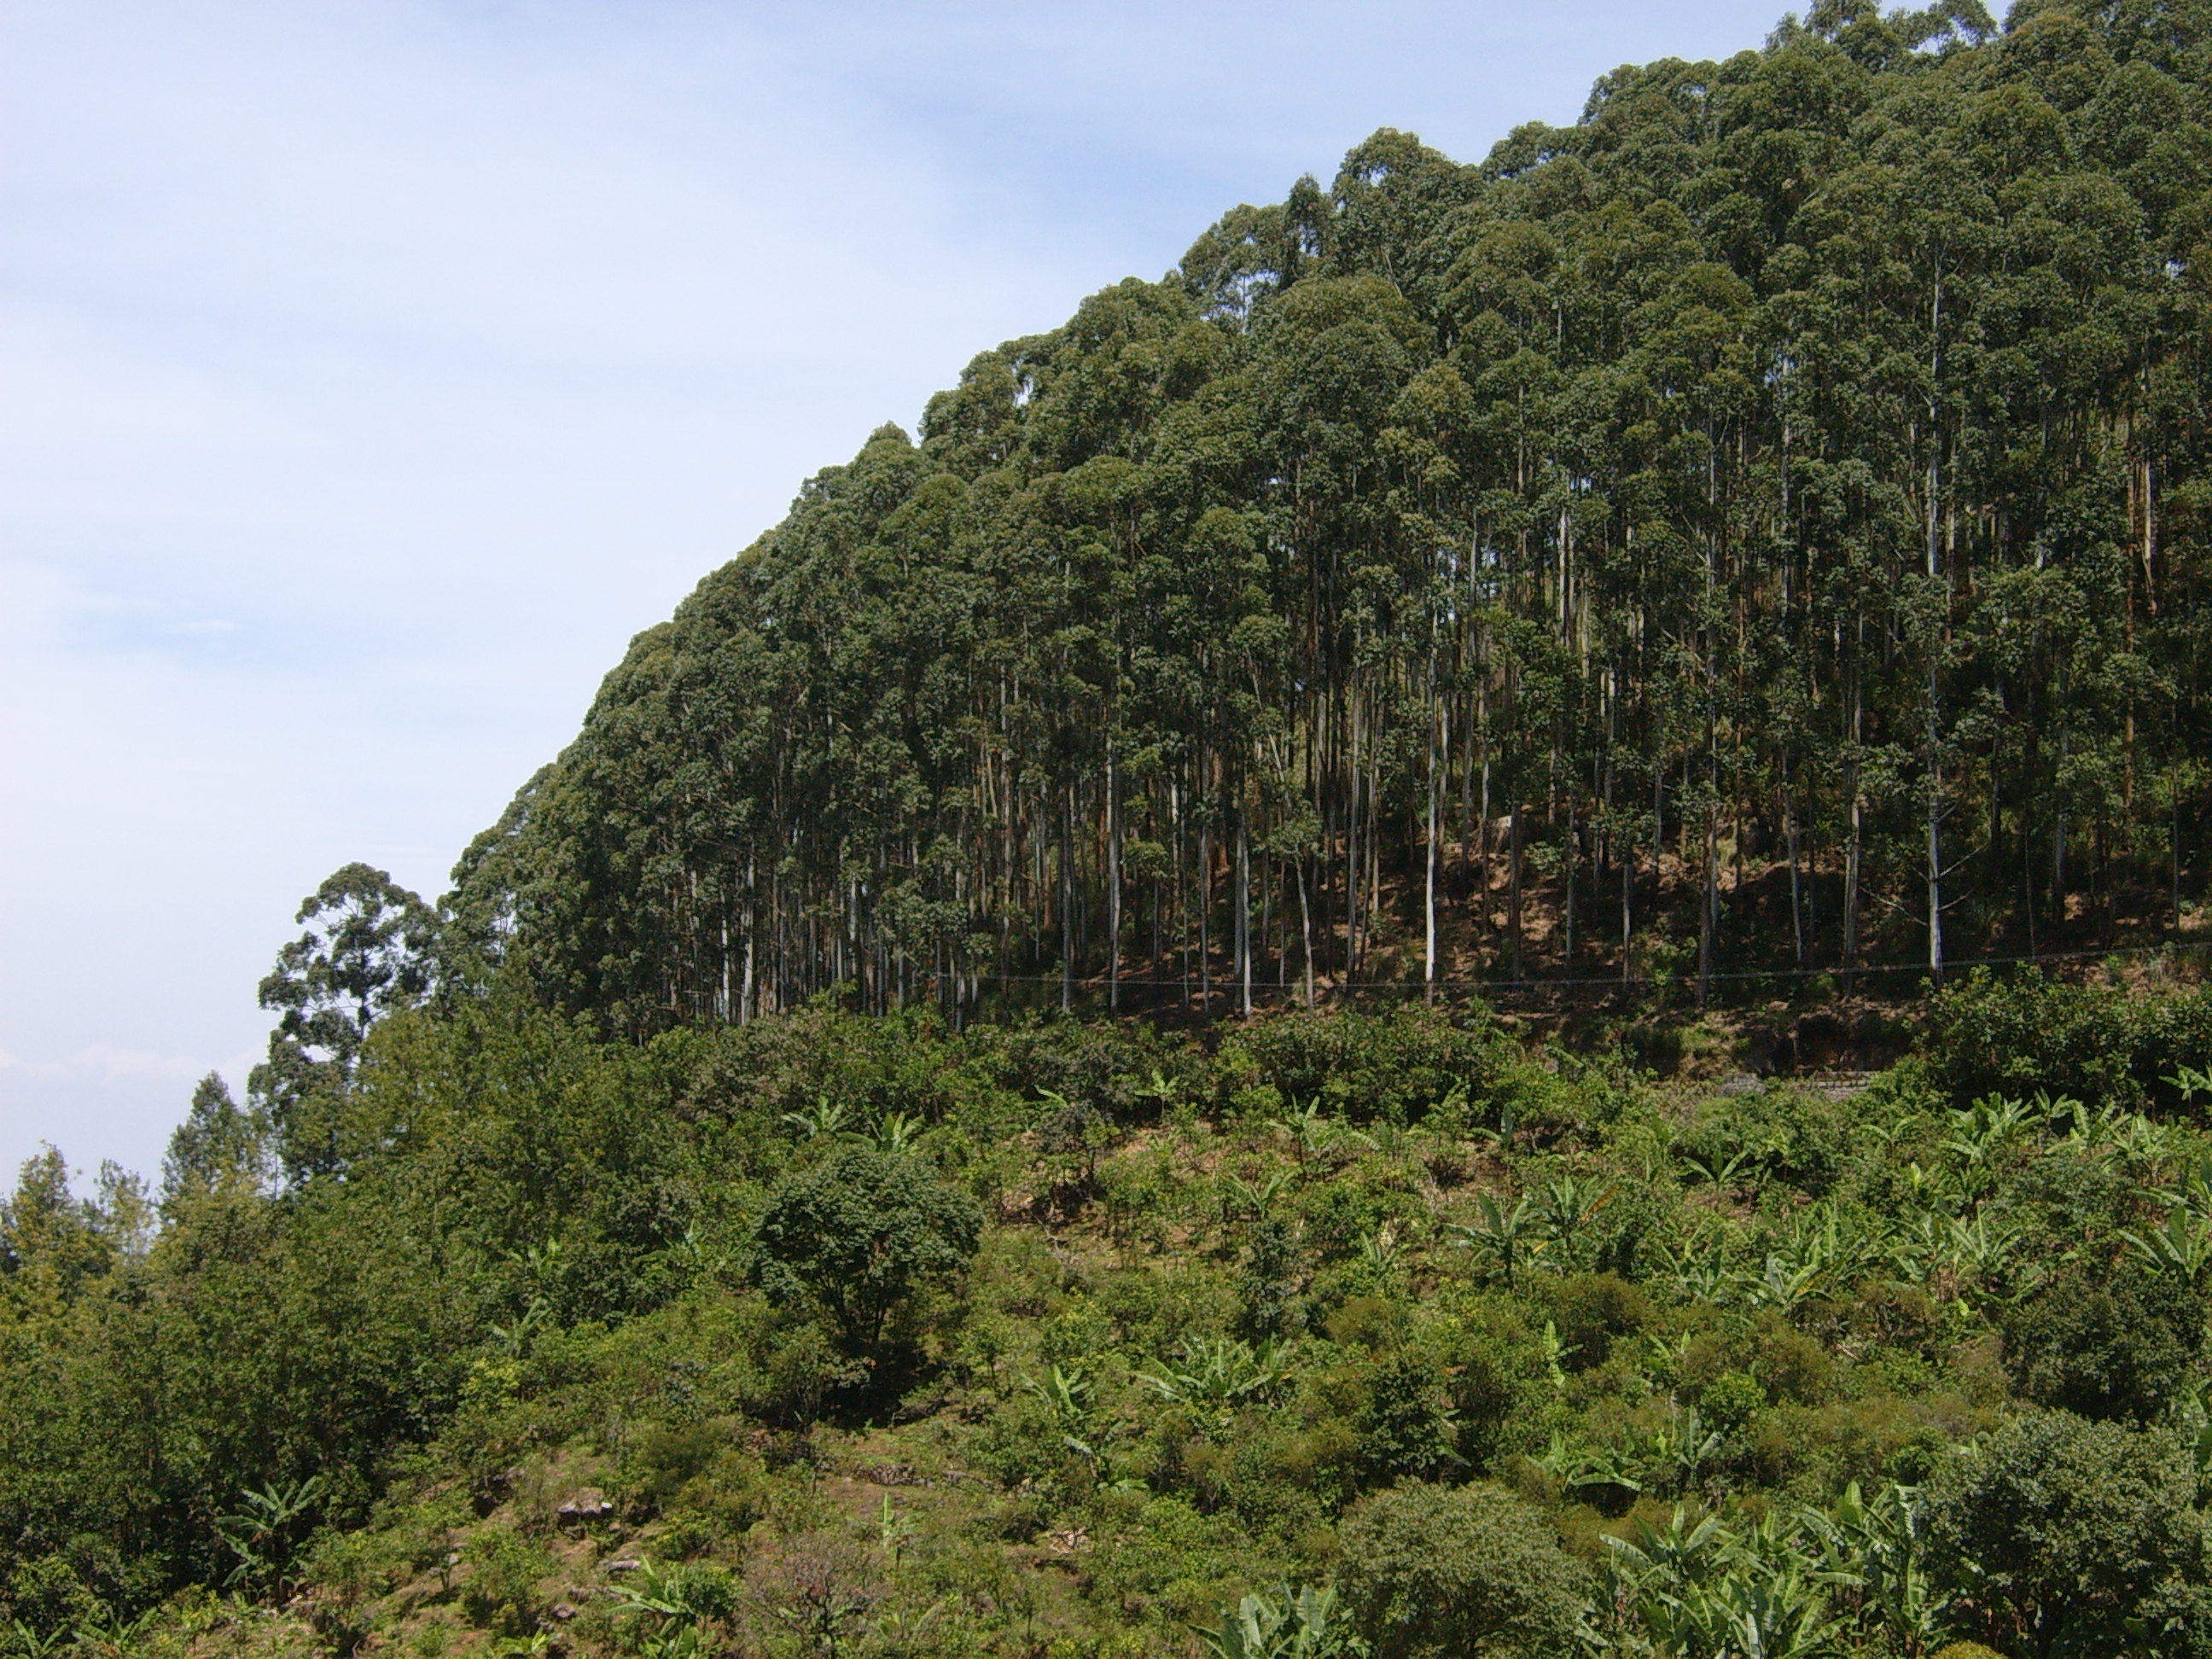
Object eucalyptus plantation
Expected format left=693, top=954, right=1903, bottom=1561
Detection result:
left=456, top=0, right=2212, bottom=1031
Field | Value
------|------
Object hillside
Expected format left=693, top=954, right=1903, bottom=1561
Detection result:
left=18, top=3, right=2212, bottom=1657
left=15, top=979, right=2212, bottom=1656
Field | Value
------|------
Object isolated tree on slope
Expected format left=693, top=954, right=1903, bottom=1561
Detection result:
left=249, top=862, right=438, bottom=1177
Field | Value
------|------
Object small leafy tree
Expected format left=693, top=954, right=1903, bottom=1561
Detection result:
left=1336, top=1481, right=1592, bottom=1659
left=159, top=1074, right=265, bottom=1206
left=1354, top=1353, right=1457, bottom=1486
left=1926, top=1409, right=2212, bottom=1658
left=1999, top=1261, right=2206, bottom=1421
left=752, top=1146, right=981, bottom=1355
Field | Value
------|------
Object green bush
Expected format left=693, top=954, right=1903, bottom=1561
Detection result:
left=751, top=1146, right=982, bottom=1354
left=461, top=1528, right=551, bottom=1634
left=1924, top=969, right=2212, bottom=1111
left=1336, top=1481, right=1592, bottom=1658
left=1676, top=1085, right=1852, bottom=1196
left=1999, top=1262, right=2206, bottom=1421
left=1540, top=1274, right=1653, bottom=1372
left=1926, top=1408, right=2212, bottom=1658
left=1221, top=1008, right=1512, bottom=1126
left=1353, top=1353, right=1458, bottom=1487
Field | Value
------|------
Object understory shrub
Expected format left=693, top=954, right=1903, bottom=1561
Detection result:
left=1336, top=1480, right=1592, bottom=1658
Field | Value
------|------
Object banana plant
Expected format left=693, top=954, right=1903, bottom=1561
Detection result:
left=779, top=1096, right=853, bottom=1140
left=1022, top=1363, right=1120, bottom=1483
left=1138, top=1336, right=1292, bottom=1435
left=1798, top=1481, right=1943, bottom=1656
left=1220, top=1168, right=1295, bottom=1222
left=1740, top=1205, right=1877, bottom=1312
left=1709, top=1557, right=1853, bottom=1659
left=2056, top=1096, right=2128, bottom=1162
left=1783, top=1204, right=1875, bottom=1279
left=71, top=1607, right=159, bottom=1657
left=1532, top=1431, right=1643, bottom=1497
left=1536, top=1319, right=1569, bottom=1390
left=1356, top=1223, right=1403, bottom=1277
left=5, top=1623, right=70, bottom=1659
left=1608, top=1506, right=1728, bottom=1585
left=878, top=1494, right=918, bottom=1569
left=1133, top=1068, right=1184, bottom=1113
left=215, top=1475, right=325, bottom=1598
left=1446, top=1190, right=1548, bottom=1286
left=2114, top=1109, right=2180, bottom=1172
left=2179, top=1379, right=2212, bottom=1498
left=2153, top=1151, right=2212, bottom=1224
left=1681, top=1144, right=1757, bottom=1189
left=1902, top=1160, right=1965, bottom=1217
left=1533, top=1173, right=1620, bottom=1259
left=607, top=1559, right=734, bottom=1644
left=2167, top=1063, right=2212, bottom=1103
left=1939, top=1095, right=2036, bottom=1202
left=1940, top=1210, right=2029, bottom=1289
left=1194, top=1583, right=1360, bottom=1658
left=1607, top=1506, right=1854, bottom=1659
left=1739, top=1253, right=1831, bottom=1313
left=2121, top=1203, right=2212, bottom=1283
left=1651, top=1226, right=1732, bottom=1301
left=1269, top=1098, right=1373, bottom=1167
left=486, top=1295, right=550, bottom=1358
left=1624, top=1408, right=1726, bottom=1498
left=1881, top=1212, right=1942, bottom=1285
left=871, top=1110, right=925, bottom=1153
left=1469, top=1097, right=1518, bottom=1155
left=670, top=1223, right=731, bottom=1281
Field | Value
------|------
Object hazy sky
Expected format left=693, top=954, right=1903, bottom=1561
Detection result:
left=1, top=0, right=1788, bottom=1186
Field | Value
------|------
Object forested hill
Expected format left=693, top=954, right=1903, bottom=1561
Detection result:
left=451, top=0, right=2212, bottom=1034
left=29, top=8, right=2212, bottom=1659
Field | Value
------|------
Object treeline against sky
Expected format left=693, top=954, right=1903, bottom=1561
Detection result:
left=452, top=0, right=2212, bottom=1033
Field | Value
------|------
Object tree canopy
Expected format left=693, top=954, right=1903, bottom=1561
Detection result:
left=456, top=0, right=2212, bottom=1033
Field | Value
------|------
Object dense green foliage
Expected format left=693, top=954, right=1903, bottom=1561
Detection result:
left=11, top=963, right=2212, bottom=1656
left=456, top=0, right=2212, bottom=1033
left=751, top=1144, right=983, bottom=1353
left=1335, top=1481, right=1592, bottom=1656
left=21, top=4, right=2212, bottom=1656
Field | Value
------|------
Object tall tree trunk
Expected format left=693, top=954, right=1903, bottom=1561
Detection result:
left=1236, top=807, right=1252, bottom=1018
left=1198, top=819, right=1212, bottom=1015
left=1296, top=859, right=1316, bottom=1009
left=1563, top=803, right=1577, bottom=975
left=1844, top=638, right=1864, bottom=989
left=1925, top=259, right=1947, bottom=985
left=1425, top=701, right=1441, bottom=1003
left=1107, top=735, right=1121, bottom=1012
left=1509, top=805, right=1524, bottom=981
left=1698, top=798, right=1717, bottom=1012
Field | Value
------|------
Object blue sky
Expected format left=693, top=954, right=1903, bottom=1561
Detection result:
left=0, top=0, right=1789, bottom=1186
